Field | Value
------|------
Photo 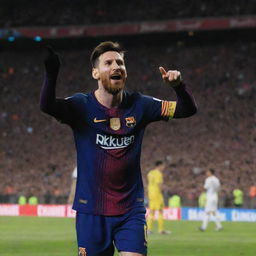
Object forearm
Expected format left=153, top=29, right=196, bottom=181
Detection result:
left=40, top=73, right=58, bottom=114
left=40, top=72, right=76, bottom=125
left=173, top=82, right=197, bottom=118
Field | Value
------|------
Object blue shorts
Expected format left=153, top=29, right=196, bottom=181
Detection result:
left=76, top=207, right=147, bottom=256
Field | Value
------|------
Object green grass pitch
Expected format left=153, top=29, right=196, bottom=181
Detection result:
left=0, top=216, right=256, bottom=256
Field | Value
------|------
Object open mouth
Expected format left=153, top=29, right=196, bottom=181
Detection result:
left=110, top=74, right=122, bottom=80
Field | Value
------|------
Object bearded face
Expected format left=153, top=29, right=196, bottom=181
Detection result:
left=93, top=51, right=127, bottom=95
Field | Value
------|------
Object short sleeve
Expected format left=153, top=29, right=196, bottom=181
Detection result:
left=141, top=94, right=177, bottom=124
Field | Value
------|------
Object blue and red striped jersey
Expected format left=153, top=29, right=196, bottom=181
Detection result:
left=58, top=91, right=176, bottom=215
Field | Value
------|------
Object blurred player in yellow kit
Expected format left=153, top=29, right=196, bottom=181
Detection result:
left=147, top=160, right=171, bottom=235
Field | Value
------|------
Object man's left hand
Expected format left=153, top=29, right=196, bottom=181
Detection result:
left=159, top=66, right=182, bottom=87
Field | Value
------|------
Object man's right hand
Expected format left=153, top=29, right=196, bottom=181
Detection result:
left=44, top=46, right=61, bottom=75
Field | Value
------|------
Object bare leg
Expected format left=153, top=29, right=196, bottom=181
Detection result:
left=212, top=211, right=222, bottom=230
left=119, top=252, right=144, bottom=256
left=147, top=210, right=155, bottom=234
left=201, top=211, right=210, bottom=230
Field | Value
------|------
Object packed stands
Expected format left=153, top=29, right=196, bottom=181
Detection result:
left=0, top=1, right=255, bottom=207
left=1, top=0, right=256, bottom=27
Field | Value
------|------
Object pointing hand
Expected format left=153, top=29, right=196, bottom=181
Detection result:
left=159, top=66, right=182, bottom=87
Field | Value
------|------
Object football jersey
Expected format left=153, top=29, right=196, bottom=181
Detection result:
left=54, top=91, right=176, bottom=215
left=204, top=175, right=220, bottom=198
left=147, top=169, right=163, bottom=200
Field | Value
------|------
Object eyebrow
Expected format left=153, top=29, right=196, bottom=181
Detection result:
left=104, top=58, right=124, bottom=63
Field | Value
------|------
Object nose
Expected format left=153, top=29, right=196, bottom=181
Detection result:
left=112, top=61, right=120, bottom=70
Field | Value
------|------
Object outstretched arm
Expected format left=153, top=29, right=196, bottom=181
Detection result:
left=40, top=47, right=74, bottom=124
left=159, top=67, right=197, bottom=118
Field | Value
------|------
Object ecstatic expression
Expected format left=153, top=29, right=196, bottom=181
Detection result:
left=93, top=51, right=127, bottom=95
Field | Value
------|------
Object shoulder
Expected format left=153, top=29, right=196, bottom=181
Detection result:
left=138, top=93, right=162, bottom=104
left=213, top=176, right=219, bottom=181
left=121, top=91, right=141, bottom=106
left=148, top=169, right=154, bottom=175
left=124, top=91, right=160, bottom=104
left=148, top=169, right=156, bottom=176
left=65, top=93, right=91, bottom=105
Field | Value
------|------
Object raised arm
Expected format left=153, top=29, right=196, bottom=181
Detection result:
left=159, top=67, right=197, bottom=118
left=40, top=47, right=74, bottom=124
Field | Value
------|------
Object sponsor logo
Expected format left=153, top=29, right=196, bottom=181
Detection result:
left=232, top=210, right=256, bottom=222
left=96, top=134, right=135, bottom=149
left=125, top=116, right=136, bottom=128
left=110, top=118, right=121, bottom=130
left=93, top=117, right=107, bottom=123
left=79, top=199, right=88, bottom=204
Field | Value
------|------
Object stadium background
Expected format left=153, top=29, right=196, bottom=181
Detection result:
left=1, top=0, right=255, bottom=208
left=1, top=1, right=256, bottom=255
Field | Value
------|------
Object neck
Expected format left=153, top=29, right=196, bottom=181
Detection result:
left=95, top=86, right=123, bottom=108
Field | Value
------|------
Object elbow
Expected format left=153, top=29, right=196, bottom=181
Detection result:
left=188, top=105, right=198, bottom=117
left=179, top=105, right=198, bottom=118
left=39, top=102, right=51, bottom=115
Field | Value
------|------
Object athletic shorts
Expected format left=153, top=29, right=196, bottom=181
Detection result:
left=148, top=195, right=164, bottom=211
left=76, top=207, right=147, bottom=256
left=205, top=196, right=218, bottom=212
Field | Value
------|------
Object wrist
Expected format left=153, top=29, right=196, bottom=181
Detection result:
left=173, top=81, right=185, bottom=90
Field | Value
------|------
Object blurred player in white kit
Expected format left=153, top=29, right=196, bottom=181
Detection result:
left=199, top=168, right=223, bottom=231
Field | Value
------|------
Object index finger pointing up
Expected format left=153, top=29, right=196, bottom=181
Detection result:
left=159, top=66, right=167, bottom=75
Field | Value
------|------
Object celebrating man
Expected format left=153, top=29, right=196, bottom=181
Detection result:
left=40, top=41, right=197, bottom=256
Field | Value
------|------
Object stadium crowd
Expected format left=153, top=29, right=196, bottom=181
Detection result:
left=1, top=0, right=256, bottom=27
left=0, top=36, right=255, bottom=206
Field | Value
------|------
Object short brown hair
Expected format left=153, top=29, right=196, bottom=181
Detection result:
left=209, top=168, right=215, bottom=174
left=90, top=41, right=124, bottom=67
left=155, top=160, right=163, bottom=166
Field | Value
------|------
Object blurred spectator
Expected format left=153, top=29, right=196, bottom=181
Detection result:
left=0, top=35, right=255, bottom=207
left=18, top=195, right=27, bottom=205
left=249, top=186, right=256, bottom=198
left=232, top=188, right=243, bottom=208
left=168, top=194, right=181, bottom=208
left=1, top=0, right=256, bottom=27
left=198, top=192, right=206, bottom=208
left=28, top=196, right=38, bottom=205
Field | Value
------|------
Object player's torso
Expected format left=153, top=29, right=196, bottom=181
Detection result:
left=70, top=91, right=147, bottom=215
left=73, top=91, right=146, bottom=148
left=205, top=176, right=220, bottom=197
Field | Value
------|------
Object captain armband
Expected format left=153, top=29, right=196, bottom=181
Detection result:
left=161, top=101, right=177, bottom=119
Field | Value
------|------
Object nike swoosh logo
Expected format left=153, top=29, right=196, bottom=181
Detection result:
left=94, top=118, right=107, bottom=123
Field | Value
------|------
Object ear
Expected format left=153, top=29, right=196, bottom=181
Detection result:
left=92, top=68, right=99, bottom=80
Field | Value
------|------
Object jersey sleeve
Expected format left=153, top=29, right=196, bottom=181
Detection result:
left=57, top=93, right=88, bottom=126
left=40, top=74, right=87, bottom=127
left=41, top=93, right=87, bottom=127
left=141, top=94, right=177, bottom=124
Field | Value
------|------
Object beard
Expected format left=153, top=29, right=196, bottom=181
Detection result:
left=100, top=73, right=125, bottom=95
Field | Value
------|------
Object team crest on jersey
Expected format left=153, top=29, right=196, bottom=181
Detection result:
left=125, top=116, right=136, bottom=127
left=110, top=118, right=121, bottom=131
